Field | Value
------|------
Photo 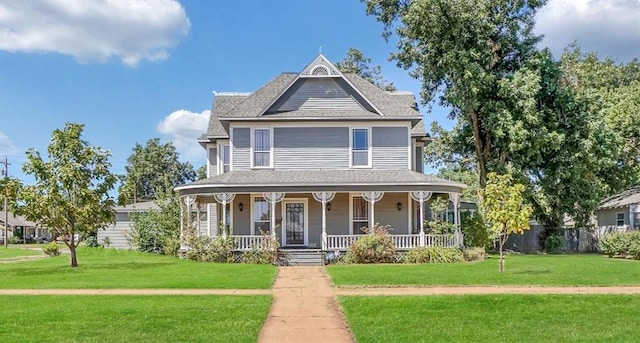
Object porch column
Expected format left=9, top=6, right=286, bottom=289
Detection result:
left=262, top=192, right=285, bottom=240
left=312, top=192, right=336, bottom=250
left=361, top=191, right=384, bottom=232
left=213, top=193, right=236, bottom=238
left=180, top=195, right=196, bottom=249
left=411, top=191, right=432, bottom=247
left=449, top=192, right=462, bottom=248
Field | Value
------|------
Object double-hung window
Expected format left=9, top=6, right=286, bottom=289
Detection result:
left=220, top=144, right=230, bottom=173
left=253, top=128, right=271, bottom=168
left=352, top=196, right=369, bottom=234
left=253, top=197, right=271, bottom=234
left=351, top=128, right=370, bottom=167
left=617, top=213, right=625, bottom=226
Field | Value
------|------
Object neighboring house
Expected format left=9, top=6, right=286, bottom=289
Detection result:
left=175, top=54, right=467, bottom=251
left=0, top=211, right=48, bottom=242
left=597, top=186, right=640, bottom=234
left=98, top=201, right=159, bottom=249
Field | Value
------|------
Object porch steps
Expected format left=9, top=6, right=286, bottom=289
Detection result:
left=280, top=249, right=325, bottom=266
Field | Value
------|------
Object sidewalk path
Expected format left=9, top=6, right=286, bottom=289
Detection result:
left=258, top=266, right=353, bottom=343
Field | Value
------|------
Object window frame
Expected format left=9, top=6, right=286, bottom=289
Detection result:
left=349, top=194, right=369, bottom=234
left=251, top=128, right=273, bottom=169
left=349, top=127, right=371, bottom=168
left=251, top=196, right=271, bottom=235
left=616, top=212, right=625, bottom=226
left=217, top=142, right=231, bottom=174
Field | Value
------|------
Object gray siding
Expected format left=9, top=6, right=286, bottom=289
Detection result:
left=372, top=127, right=408, bottom=169
left=232, top=128, right=250, bottom=170
left=598, top=207, right=629, bottom=227
left=278, top=79, right=363, bottom=111
left=274, top=127, right=349, bottom=169
left=232, top=194, right=251, bottom=235
left=208, top=147, right=217, bottom=177
left=326, top=193, right=350, bottom=235
left=98, top=222, right=133, bottom=249
left=374, top=193, right=410, bottom=233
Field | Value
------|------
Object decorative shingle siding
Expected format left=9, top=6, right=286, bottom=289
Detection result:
left=277, top=78, right=364, bottom=112
left=232, top=128, right=250, bottom=170
left=274, top=127, right=349, bottom=169
left=208, top=147, right=217, bottom=177
left=372, top=127, right=408, bottom=169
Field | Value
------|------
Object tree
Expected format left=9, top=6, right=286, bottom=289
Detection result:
left=196, top=165, right=207, bottom=180
left=336, top=48, right=397, bottom=91
left=0, top=176, right=22, bottom=248
left=128, top=191, right=180, bottom=256
left=363, top=0, right=545, bottom=187
left=20, top=123, right=117, bottom=267
left=482, top=172, right=532, bottom=272
left=118, top=138, right=196, bottom=204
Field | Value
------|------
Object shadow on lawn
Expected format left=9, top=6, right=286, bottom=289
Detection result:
left=511, top=269, right=552, bottom=275
left=5, top=261, right=175, bottom=276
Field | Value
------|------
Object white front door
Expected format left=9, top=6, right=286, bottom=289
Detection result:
left=281, top=199, right=308, bottom=246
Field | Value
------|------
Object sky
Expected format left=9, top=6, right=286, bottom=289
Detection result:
left=1, top=0, right=639, bottom=184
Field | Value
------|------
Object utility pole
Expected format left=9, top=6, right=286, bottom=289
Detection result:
left=1, top=156, right=10, bottom=248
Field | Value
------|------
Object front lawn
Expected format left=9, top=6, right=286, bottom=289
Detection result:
left=0, top=295, right=271, bottom=343
left=0, top=247, right=41, bottom=259
left=0, top=247, right=277, bottom=289
left=340, top=295, right=640, bottom=342
left=328, top=254, right=640, bottom=286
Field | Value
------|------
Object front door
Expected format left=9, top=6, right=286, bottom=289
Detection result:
left=282, top=200, right=307, bottom=246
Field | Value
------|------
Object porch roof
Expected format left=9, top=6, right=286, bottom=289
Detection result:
left=175, top=169, right=466, bottom=195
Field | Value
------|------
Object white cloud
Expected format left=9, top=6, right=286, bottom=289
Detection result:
left=535, top=0, right=640, bottom=62
left=0, top=131, right=17, bottom=155
left=0, top=0, right=190, bottom=66
left=157, top=109, right=209, bottom=161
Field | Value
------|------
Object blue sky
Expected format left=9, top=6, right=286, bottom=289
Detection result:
left=1, top=0, right=639, bottom=184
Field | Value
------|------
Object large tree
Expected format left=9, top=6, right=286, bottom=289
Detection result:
left=336, top=48, right=397, bottom=91
left=118, top=138, right=196, bottom=204
left=363, top=0, right=545, bottom=187
left=20, top=123, right=117, bottom=267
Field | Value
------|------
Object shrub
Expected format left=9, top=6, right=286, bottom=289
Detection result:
left=102, top=236, right=111, bottom=248
left=84, top=235, right=101, bottom=248
left=544, top=235, right=564, bottom=254
left=42, top=241, right=61, bottom=256
left=184, top=235, right=235, bottom=263
left=463, top=247, right=487, bottom=261
left=406, top=246, right=464, bottom=263
left=343, top=224, right=396, bottom=264
left=243, top=232, right=280, bottom=265
left=461, top=211, right=490, bottom=249
left=599, top=231, right=640, bottom=259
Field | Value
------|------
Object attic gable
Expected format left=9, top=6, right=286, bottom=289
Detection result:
left=262, top=54, right=382, bottom=116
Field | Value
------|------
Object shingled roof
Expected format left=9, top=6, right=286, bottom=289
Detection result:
left=599, top=187, right=640, bottom=209
left=176, top=169, right=466, bottom=194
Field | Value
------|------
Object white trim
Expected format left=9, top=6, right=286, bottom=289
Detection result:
left=250, top=127, right=274, bottom=169
left=217, top=142, right=231, bottom=174
left=219, top=201, right=234, bottom=233
left=350, top=127, right=372, bottom=168
left=407, top=193, right=412, bottom=234
left=281, top=198, right=309, bottom=247
left=407, top=126, right=412, bottom=170
left=230, top=121, right=410, bottom=129
left=415, top=142, right=424, bottom=173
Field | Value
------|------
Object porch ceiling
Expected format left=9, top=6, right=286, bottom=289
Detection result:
left=175, top=169, right=466, bottom=196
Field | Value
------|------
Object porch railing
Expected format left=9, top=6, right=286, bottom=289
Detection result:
left=232, top=235, right=271, bottom=251
left=326, top=233, right=463, bottom=250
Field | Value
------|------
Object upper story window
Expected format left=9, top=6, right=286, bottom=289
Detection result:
left=351, top=128, right=370, bottom=167
left=252, top=128, right=272, bottom=168
left=221, top=144, right=230, bottom=173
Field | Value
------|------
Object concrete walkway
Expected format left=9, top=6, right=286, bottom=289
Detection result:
left=258, top=266, right=353, bottom=343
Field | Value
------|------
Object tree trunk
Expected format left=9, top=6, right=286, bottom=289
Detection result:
left=467, top=109, right=489, bottom=188
left=69, top=244, right=78, bottom=268
left=499, top=250, right=505, bottom=273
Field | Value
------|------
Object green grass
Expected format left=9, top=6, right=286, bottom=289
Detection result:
left=340, top=295, right=640, bottom=342
left=0, top=247, right=42, bottom=259
left=0, top=247, right=277, bottom=289
left=328, top=254, right=640, bottom=286
left=0, top=295, right=271, bottom=343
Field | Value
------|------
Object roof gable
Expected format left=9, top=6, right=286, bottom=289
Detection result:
left=261, top=54, right=382, bottom=116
